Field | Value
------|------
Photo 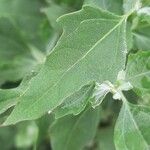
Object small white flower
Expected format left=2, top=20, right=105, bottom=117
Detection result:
left=113, top=92, right=122, bottom=100
left=92, top=81, right=112, bottom=108
left=48, top=110, right=52, bottom=114
left=137, top=7, right=150, bottom=15
left=118, top=82, right=133, bottom=91
left=117, top=70, right=126, bottom=81
left=92, top=70, right=133, bottom=107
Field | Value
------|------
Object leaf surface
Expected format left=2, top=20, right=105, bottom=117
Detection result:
left=50, top=107, right=100, bottom=150
left=43, top=2, right=69, bottom=30
left=132, top=13, right=150, bottom=51
left=126, top=51, right=150, bottom=100
left=54, top=83, right=95, bottom=118
left=0, top=69, right=39, bottom=115
left=96, top=126, right=116, bottom=150
left=123, top=0, right=141, bottom=14
left=114, top=102, right=150, bottom=150
left=84, top=0, right=123, bottom=15
left=3, top=6, right=127, bottom=125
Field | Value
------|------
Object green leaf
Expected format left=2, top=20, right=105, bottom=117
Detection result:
left=84, top=0, right=123, bottom=15
left=50, top=107, right=100, bottom=150
left=132, top=10, right=150, bottom=50
left=114, top=102, right=150, bottom=150
left=50, top=0, right=84, bottom=10
left=142, top=0, right=150, bottom=7
left=0, top=69, right=39, bottom=115
left=95, top=126, right=116, bottom=150
left=0, top=126, right=16, bottom=149
left=3, top=6, right=127, bottom=125
left=137, top=7, right=150, bottom=23
left=123, top=0, right=141, bottom=14
left=35, top=114, right=54, bottom=148
left=54, top=83, right=95, bottom=118
left=43, top=1, right=70, bottom=54
left=126, top=51, right=150, bottom=100
left=0, top=0, right=51, bottom=84
left=15, top=121, right=38, bottom=149
left=0, top=0, right=51, bottom=51
left=0, top=17, right=37, bottom=85
left=133, top=26, right=150, bottom=51
left=43, top=2, right=69, bottom=30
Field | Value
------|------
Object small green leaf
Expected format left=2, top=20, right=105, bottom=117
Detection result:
left=54, top=83, right=95, bottom=118
left=114, top=102, right=150, bottom=150
left=0, top=17, right=37, bottom=85
left=43, top=2, right=69, bottom=30
left=35, top=114, right=54, bottom=148
left=132, top=12, right=150, bottom=50
left=15, top=121, right=38, bottom=149
left=137, top=7, right=150, bottom=23
left=0, top=69, right=39, bottom=115
left=133, top=27, right=150, bottom=51
left=43, top=1, right=70, bottom=53
left=96, top=126, right=116, bottom=150
left=0, top=126, right=16, bottom=149
left=0, top=0, right=51, bottom=84
left=50, top=107, right=100, bottom=150
left=126, top=51, right=150, bottom=99
left=0, top=0, right=51, bottom=51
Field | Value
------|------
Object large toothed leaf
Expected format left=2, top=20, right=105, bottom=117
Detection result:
left=126, top=51, right=150, bottom=101
left=50, top=107, right=100, bottom=150
left=114, top=102, right=150, bottom=150
left=3, top=6, right=128, bottom=125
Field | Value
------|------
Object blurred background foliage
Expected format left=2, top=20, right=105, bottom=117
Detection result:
left=0, top=0, right=149, bottom=149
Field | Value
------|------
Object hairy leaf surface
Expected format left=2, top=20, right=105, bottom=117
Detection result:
left=84, top=0, right=123, bottom=15
left=126, top=51, right=150, bottom=100
left=50, top=107, right=100, bottom=150
left=114, top=102, right=150, bottom=150
left=0, top=70, right=39, bottom=115
left=54, top=83, right=95, bottom=118
left=3, top=6, right=127, bottom=125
